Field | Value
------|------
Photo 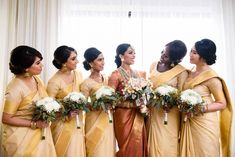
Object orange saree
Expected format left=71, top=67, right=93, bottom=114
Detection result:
left=108, top=69, right=148, bottom=157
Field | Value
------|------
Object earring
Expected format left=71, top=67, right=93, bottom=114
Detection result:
left=89, top=63, right=93, bottom=68
left=170, top=62, right=175, bottom=67
left=61, top=64, right=68, bottom=72
left=24, top=72, right=30, bottom=77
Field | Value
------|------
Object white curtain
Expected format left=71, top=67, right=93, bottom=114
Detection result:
left=221, top=0, right=235, bottom=154
left=0, top=0, right=234, bottom=156
left=0, top=0, right=59, bottom=155
left=58, top=0, right=227, bottom=76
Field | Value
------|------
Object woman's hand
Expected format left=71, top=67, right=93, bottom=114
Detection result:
left=68, top=110, right=78, bottom=119
left=35, top=121, right=49, bottom=129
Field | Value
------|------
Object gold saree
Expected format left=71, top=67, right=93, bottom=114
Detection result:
left=80, top=77, right=116, bottom=157
left=2, top=76, right=56, bottom=157
left=47, top=70, right=86, bottom=157
left=108, top=70, right=148, bottom=157
left=148, top=64, right=188, bottom=157
left=179, top=69, right=232, bottom=157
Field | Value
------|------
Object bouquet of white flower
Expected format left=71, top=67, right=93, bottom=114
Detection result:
left=122, top=77, right=152, bottom=116
left=91, top=86, right=119, bottom=123
left=153, top=84, right=178, bottom=124
left=177, top=89, right=205, bottom=122
left=32, top=97, right=61, bottom=139
left=63, top=92, right=88, bottom=129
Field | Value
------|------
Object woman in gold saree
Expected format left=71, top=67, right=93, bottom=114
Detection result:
left=108, top=43, right=148, bottom=157
left=179, top=39, right=232, bottom=157
left=47, top=45, right=86, bottom=157
left=80, top=47, right=116, bottom=157
left=2, top=46, right=56, bottom=157
left=148, top=40, right=188, bottom=157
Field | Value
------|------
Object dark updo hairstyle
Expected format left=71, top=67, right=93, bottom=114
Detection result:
left=9, top=45, right=43, bottom=75
left=52, top=45, right=77, bottom=69
left=115, top=43, right=131, bottom=68
left=195, top=39, right=216, bottom=65
left=166, top=40, right=187, bottom=65
left=83, top=47, right=101, bottom=71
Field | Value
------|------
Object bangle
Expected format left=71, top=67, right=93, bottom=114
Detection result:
left=30, top=121, right=37, bottom=129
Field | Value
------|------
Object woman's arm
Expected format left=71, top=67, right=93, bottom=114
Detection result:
left=205, top=78, right=226, bottom=112
left=108, top=71, right=120, bottom=90
left=2, top=113, right=48, bottom=129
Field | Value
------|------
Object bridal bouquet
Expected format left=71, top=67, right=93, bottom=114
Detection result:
left=32, top=97, right=61, bottom=139
left=153, top=84, right=178, bottom=124
left=91, top=86, right=119, bottom=123
left=122, top=77, right=153, bottom=116
left=63, top=92, right=89, bottom=129
left=177, top=89, right=205, bottom=122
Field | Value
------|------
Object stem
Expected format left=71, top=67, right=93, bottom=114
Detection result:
left=76, top=114, right=81, bottom=129
left=107, top=109, right=113, bottom=123
left=184, top=115, right=187, bottom=123
left=42, top=127, right=46, bottom=140
left=164, top=111, right=168, bottom=125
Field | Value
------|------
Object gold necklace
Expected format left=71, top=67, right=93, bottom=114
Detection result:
left=118, top=66, right=136, bottom=80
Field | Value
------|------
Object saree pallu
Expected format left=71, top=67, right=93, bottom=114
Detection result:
left=47, top=70, right=86, bottom=157
left=2, top=76, right=56, bottom=157
left=114, top=106, right=148, bottom=157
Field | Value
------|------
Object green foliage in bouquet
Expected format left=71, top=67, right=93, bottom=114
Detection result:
left=62, top=92, right=89, bottom=117
left=150, top=84, right=178, bottom=109
left=32, top=97, right=61, bottom=123
left=177, top=89, right=205, bottom=115
left=91, top=86, right=120, bottom=111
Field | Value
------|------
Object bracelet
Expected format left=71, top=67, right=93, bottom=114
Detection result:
left=30, top=121, right=37, bottom=129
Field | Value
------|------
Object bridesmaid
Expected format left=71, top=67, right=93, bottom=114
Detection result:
left=147, top=40, right=188, bottom=157
left=80, top=47, right=116, bottom=157
left=108, top=43, right=148, bottom=157
left=2, top=45, right=56, bottom=157
left=179, top=39, right=232, bottom=157
left=47, top=45, right=86, bottom=157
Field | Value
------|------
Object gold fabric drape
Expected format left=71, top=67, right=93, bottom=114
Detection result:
left=80, top=77, right=116, bottom=157
left=147, top=64, right=188, bottom=157
left=47, top=70, right=86, bottom=157
left=2, top=76, right=57, bottom=157
left=179, top=69, right=232, bottom=157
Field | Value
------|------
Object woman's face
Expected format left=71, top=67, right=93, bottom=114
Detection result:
left=65, top=51, right=78, bottom=70
left=26, top=57, right=43, bottom=75
left=122, top=47, right=135, bottom=65
left=90, top=53, right=105, bottom=71
left=159, top=47, right=171, bottom=64
left=189, top=46, right=201, bottom=64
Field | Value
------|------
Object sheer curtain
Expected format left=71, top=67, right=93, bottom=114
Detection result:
left=221, top=0, right=235, bottom=154
left=58, top=0, right=227, bottom=76
left=0, top=0, right=58, bottom=155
